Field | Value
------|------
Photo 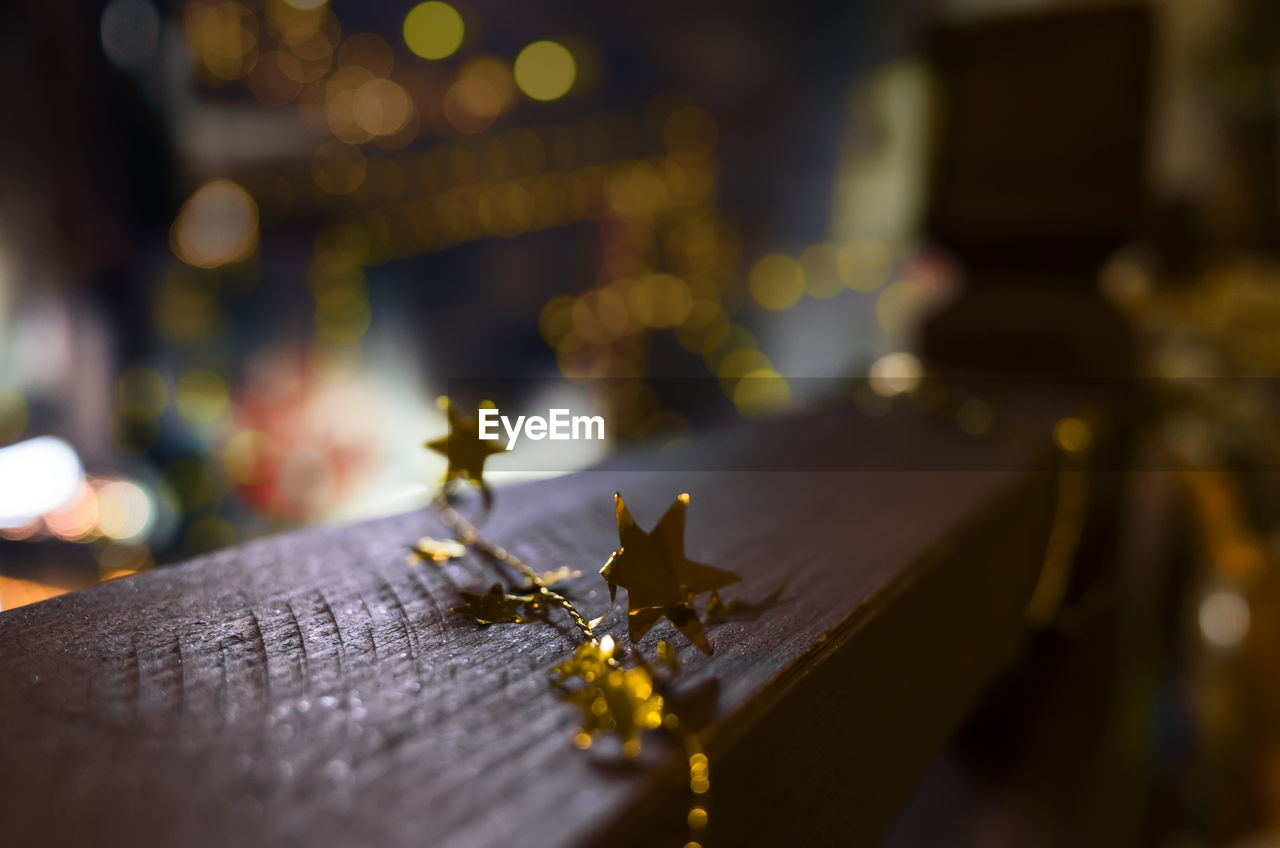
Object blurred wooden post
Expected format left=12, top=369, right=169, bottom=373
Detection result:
left=921, top=4, right=1152, bottom=378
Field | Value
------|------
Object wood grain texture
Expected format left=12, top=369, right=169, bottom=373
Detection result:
left=0, top=402, right=1064, bottom=847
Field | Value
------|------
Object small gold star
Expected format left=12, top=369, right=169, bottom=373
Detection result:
left=408, top=536, right=467, bottom=563
left=600, top=493, right=739, bottom=654
left=451, top=583, right=541, bottom=625
left=426, top=398, right=507, bottom=497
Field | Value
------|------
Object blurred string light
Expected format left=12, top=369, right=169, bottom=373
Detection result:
left=403, top=1, right=464, bottom=60
left=748, top=254, right=804, bottom=311
left=94, top=481, right=153, bottom=540
left=100, top=0, right=160, bottom=71
left=184, top=1, right=259, bottom=83
left=444, top=55, right=518, bottom=134
left=170, top=180, right=260, bottom=268
left=748, top=240, right=897, bottom=311
left=513, top=41, right=576, bottom=101
left=868, top=351, right=923, bottom=398
left=1199, top=586, right=1250, bottom=650
left=0, top=450, right=156, bottom=545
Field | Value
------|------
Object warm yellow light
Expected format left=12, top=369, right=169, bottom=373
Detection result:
left=1199, top=587, right=1250, bottom=650
left=175, top=370, right=230, bottom=424
left=868, top=351, right=923, bottom=397
left=839, top=239, right=892, bottom=292
left=45, top=483, right=99, bottom=541
left=170, top=179, right=259, bottom=269
left=1053, top=417, right=1092, bottom=453
left=459, top=55, right=516, bottom=110
left=716, top=348, right=772, bottom=382
left=514, top=41, right=575, bottom=101
left=224, top=429, right=273, bottom=485
left=748, top=254, right=804, bottom=311
left=733, top=369, right=790, bottom=416
left=0, top=575, right=70, bottom=611
left=403, top=1, right=463, bottom=60
left=443, top=77, right=502, bottom=133
left=799, top=243, right=844, bottom=299
left=94, top=481, right=152, bottom=540
left=352, top=78, right=413, bottom=136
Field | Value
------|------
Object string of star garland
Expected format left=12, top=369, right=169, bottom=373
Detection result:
left=412, top=397, right=743, bottom=847
left=410, top=389, right=1095, bottom=846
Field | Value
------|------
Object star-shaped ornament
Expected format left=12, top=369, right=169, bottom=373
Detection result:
left=426, top=399, right=507, bottom=504
left=451, top=583, right=543, bottom=625
left=409, top=536, right=467, bottom=563
left=600, top=493, right=739, bottom=654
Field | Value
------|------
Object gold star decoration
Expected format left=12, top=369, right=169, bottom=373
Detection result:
left=408, top=536, right=467, bottom=563
left=551, top=636, right=669, bottom=757
left=600, top=492, right=740, bottom=654
left=426, top=398, right=507, bottom=504
left=450, top=583, right=545, bottom=625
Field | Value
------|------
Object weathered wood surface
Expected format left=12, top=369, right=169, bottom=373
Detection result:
left=0, top=402, right=1064, bottom=847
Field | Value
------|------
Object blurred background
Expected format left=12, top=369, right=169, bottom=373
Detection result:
left=3, top=0, right=1280, bottom=843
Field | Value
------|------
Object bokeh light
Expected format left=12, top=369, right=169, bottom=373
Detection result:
left=799, top=243, right=845, bottom=299
left=403, top=1, right=464, bottom=60
left=170, top=180, right=260, bottom=269
left=868, top=351, right=923, bottom=397
left=733, top=369, right=791, bottom=416
left=175, top=369, right=231, bottom=425
left=44, top=482, right=99, bottom=541
left=1052, top=417, right=1093, bottom=454
left=184, top=2, right=259, bottom=82
left=839, top=240, right=893, bottom=292
left=1199, top=587, right=1250, bottom=650
left=0, top=437, right=83, bottom=527
left=94, top=481, right=154, bottom=541
left=514, top=41, right=576, bottom=102
left=749, top=254, right=804, bottom=311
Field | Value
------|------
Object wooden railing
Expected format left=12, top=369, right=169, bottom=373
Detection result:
left=0, top=399, right=1071, bottom=847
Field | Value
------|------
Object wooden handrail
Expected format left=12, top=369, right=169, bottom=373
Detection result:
left=0, top=400, right=1066, bottom=847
